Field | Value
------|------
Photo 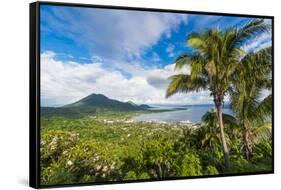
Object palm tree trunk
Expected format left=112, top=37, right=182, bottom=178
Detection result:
left=243, top=120, right=252, bottom=160
left=215, top=99, right=231, bottom=172
left=157, top=162, right=163, bottom=178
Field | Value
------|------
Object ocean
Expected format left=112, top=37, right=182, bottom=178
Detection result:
left=133, top=104, right=233, bottom=123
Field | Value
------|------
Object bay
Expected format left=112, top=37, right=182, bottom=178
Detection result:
left=133, top=104, right=233, bottom=123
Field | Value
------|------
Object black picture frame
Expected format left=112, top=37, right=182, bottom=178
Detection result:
left=30, top=1, right=274, bottom=189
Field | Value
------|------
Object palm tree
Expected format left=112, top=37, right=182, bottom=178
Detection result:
left=230, top=47, right=272, bottom=160
left=179, top=110, right=238, bottom=150
left=198, top=109, right=239, bottom=150
left=166, top=19, right=269, bottom=172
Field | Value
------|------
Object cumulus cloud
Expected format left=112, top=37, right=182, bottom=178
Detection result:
left=146, top=63, right=190, bottom=89
left=41, top=6, right=188, bottom=60
left=41, top=51, right=213, bottom=107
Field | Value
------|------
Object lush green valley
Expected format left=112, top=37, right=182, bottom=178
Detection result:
left=40, top=112, right=272, bottom=185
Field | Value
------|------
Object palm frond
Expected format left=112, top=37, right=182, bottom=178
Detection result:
left=201, top=110, right=217, bottom=126
left=166, top=74, right=207, bottom=98
left=230, top=46, right=272, bottom=123
left=187, top=32, right=206, bottom=50
left=253, top=139, right=272, bottom=157
left=234, top=19, right=270, bottom=48
left=174, top=54, right=190, bottom=70
left=253, top=122, right=272, bottom=143
left=189, top=54, right=207, bottom=79
left=201, top=110, right=238, bottom=127
left=250, top=94, right=272, bottom=124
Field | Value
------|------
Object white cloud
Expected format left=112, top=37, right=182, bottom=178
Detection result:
left=41, top=51, right=213, bottom=107
left=41, top=7, right=188, bottom=60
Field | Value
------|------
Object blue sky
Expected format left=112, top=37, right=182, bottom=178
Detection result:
left=40, top=5, right=272, bottom=107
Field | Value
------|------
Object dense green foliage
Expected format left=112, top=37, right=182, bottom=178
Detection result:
left=166, top=19, right=272, bottom=170
left=40, top=114, right=272, bottom=185
left=40, top=19, right=272, bottom=186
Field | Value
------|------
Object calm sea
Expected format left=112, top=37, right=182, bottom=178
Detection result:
left=133, top=104, right=233, bottom=123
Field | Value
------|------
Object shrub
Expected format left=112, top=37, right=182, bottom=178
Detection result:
left=205, top=165, right=219, bottom=175
left=124, top=171, right=137, bottom=180
left=181, top=151, right=202, bottom=176
left=138, top=172, right=150, bottom=180
left=40, top=130, right=79, bottom=168
left=41, top=163, right=75, bottom=185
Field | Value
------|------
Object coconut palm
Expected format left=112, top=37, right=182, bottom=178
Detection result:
left=166, top=19, right=270, bottom=171
left=198, top=109, right=239, bottom=150
left=230, top=47, right=272, bottom=160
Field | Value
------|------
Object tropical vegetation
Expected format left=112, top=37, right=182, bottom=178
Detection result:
left=40, top=19, right=272, bottom=185
left=166, top=19, right=272, bottom=171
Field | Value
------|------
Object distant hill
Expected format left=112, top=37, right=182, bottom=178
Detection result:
left=41, top=93, right=150, bottom=118
left=139, top=104, right=151, bottom=109
left=126, top=100, right=138, bottom=106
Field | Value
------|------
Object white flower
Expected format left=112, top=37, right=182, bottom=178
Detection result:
left=96, top=165, right=102, bottom=170
left=49, top=139, right=57, bottom=146
left=67, top=160, right=73, bottom=166
left=110, top=162, right=116, bottom=169
left=102, top=166, right=108, bottom=172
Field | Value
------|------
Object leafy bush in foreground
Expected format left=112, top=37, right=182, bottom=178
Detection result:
left=40, top=117, right=272, bottom=185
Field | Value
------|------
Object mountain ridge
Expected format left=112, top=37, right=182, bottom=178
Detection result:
left=41, top=93, right=151, bottom=118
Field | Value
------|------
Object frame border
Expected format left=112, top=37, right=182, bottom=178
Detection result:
left=29, top=1, right=274, bottom=189
left=30, top=2, right=41, bottom=188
